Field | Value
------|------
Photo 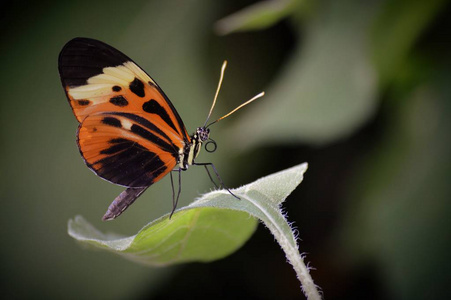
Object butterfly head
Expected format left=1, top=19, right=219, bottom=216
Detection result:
left=183, top=61, right=264, bottom=168
left=197, top=127, right=210, bottom=142
left=192, top=126, right=211, bottom=156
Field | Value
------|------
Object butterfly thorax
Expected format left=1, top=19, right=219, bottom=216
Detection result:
left=179, top=127, right=210, bottom=170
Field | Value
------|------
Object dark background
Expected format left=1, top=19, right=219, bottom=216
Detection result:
left=1, top=0, right=450, bottom=299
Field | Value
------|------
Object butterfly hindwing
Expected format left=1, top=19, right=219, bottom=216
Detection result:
left=77, top=112, right=177, bottom=187
left=58, top=38, right=191, bottom=188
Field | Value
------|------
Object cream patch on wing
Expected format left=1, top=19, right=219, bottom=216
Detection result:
left=67, top=61, right=155, bottom=104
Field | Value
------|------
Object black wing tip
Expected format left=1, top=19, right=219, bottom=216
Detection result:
left=58, top=37, right=92, bottom=66
left=58, top=37, right=127, bottom=61
left=61, top=37, right=113, bottom=52
left=58, top=37, right=132, bottom=88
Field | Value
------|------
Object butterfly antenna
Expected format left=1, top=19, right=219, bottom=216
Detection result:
left=203, top=60, right=228, bottom=127
left=206, top=91, right=265, bottom=128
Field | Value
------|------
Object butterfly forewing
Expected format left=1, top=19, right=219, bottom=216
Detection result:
left=59, top=37, right=190, bottom=189
left=59, top=38, right=189, bottom=141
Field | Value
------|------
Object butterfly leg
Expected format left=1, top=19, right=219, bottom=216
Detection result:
left=194, top=162, right=240, bottom=200
left=169, top=168, right=182, bottom=218
left=202, top=165, right=219, bottom=189
left=170, top=171, right=176, bottom=209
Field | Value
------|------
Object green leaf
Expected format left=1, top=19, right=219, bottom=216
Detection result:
left=68, top=163, right=321, bottom=299
left=69, top=208, right=257, bottom=266
left=214, top=0, right=301, bottom=35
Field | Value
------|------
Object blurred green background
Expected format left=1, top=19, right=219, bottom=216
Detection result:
left=1, top=0, right=451, bottom=299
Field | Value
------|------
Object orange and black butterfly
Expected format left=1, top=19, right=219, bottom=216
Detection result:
left=58, top=38, right=263, bottom=221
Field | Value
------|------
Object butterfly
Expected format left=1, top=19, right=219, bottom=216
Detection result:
left=58, top=38, right=264, bottom=221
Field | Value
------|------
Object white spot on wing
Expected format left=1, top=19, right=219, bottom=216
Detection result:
left=122, top=119, right=133, bottom=130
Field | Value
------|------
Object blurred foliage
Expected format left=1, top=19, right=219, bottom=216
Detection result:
left=1, top=0, right=450, bottom=299
left=372, top=0, right=446, bottom=86
left=341, top=67, right=451, bottom=299
left=226, top=0, right=380, bottom=146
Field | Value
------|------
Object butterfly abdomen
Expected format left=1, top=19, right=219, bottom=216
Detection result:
left=102, top=186, right=149, bottom=221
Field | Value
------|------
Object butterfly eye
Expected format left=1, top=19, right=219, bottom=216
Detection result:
left=205, top=139, right=217, bottom=153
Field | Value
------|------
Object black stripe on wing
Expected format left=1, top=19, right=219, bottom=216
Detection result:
left=142, top=99, right=178, bottom=134
left=151, top=85, right=190, bottom=142
left=90, top=138, right=168, bottom=187
left=108, top=112, right=180, bottom=152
